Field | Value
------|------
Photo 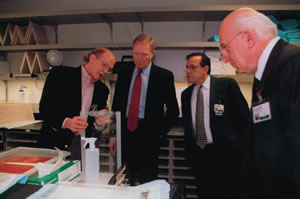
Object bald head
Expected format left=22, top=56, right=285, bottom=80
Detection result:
left=220, top=7, right=277, bottom=41
left=218, top=7, right=278, bottom=73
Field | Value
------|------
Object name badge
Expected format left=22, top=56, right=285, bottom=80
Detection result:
left=252, top=101, right=272, bottom=123
left=214, top=104, right=224, bottom=116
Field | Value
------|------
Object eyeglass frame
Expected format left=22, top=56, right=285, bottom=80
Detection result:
left=184, top=64, right=207, bottom=72
left=219, top=31, right=242, bottom=57
left=99, top=58, right=113, bottom=74
left=185, top=64, right=200, bottom=72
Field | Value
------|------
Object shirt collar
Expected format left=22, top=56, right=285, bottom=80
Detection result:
left=134, top=62, right=152, bottom=76
left=255, top=36, right=280, bottom=80
left=196, top=75, right=210, bottom=90
left=82, top=65, right=93, bottom=84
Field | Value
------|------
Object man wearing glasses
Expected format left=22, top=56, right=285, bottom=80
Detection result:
left=219, top=7, right=300, bottom=199
left=181, top=52, right=250, bottom=199
left=38, top=48, right=116, bottom=160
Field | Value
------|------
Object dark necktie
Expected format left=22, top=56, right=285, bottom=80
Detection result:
left=127, top=70, right=142, bottom=132
left=195, top=85, right=207, bottom=148
left=252, top=77, right=260, bottom=104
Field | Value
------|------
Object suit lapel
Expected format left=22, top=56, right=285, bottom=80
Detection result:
left=261, top=39, right=285, bottom=84
left=186, top=85, right=194, bottom=122
left=144, top=64, right=156, bottom=118
left=75, top=66, right=83, bottom=113
left=209, top=76, right=219, bottom=141
left=209, top=76, right=216, bottom=125
left=124, top=65, right=135, bottom=107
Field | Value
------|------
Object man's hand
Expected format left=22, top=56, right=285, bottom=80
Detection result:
left=108, top=139, right=117, bottom=156
left=65, top=116, right=88, bottom=135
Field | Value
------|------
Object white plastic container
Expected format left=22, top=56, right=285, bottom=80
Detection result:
left=81, top=137, right=100, bottom=183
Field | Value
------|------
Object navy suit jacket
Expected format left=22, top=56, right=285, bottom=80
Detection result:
left=38, top=66, right=108, bottom=150
left=244, top=39, right=300, bottom=199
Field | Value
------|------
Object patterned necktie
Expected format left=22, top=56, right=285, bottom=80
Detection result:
left=195, top=85, right=207, bottom=148
left=127, top=70, right=142, bottom=132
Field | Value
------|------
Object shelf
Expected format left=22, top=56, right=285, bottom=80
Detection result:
left=0, top=42, right=299, bottom=52
left=7, top=138, right=37, bottom=143
left=0, top=73, right=47, bottom=80
left=173, top=176, right=196, bottom=180
left=174, top=166, right=193, bottom=170
left=0, top=5, right=299, bottom=25
left=0, top=42, right=220, bottom=52
left=159, top=166, right=169, bottom=169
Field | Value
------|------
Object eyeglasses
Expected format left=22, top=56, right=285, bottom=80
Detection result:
left=184, top=65, right=200, bottom=72
left=100, top=59, right=113, bottom=74
left=219, top=31, right=242, bottom=57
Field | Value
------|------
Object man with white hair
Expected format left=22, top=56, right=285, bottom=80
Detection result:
left=219, top=7, right=300, bottom=199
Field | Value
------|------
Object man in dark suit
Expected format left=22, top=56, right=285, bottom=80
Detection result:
left=181, top=52, right=250, bottom=199
left=38, top=48, right=116, bottom=160
left=110, top=33, right=179, bottom=185
left=219, top=7, right=300, bottom=199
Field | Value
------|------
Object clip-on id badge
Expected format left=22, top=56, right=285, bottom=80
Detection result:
left=214, top=104, right=224, bottom=116
left=252, top=95, right=272, bottom=124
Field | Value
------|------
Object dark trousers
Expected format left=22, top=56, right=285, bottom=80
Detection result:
left=122, top=119, right=160, bottom=186
left=187, top=143, right=242, bottom=199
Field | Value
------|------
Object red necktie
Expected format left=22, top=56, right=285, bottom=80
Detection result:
left=127, top=70, right=142, bottom=132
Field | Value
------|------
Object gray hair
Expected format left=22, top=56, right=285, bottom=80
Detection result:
left=233, top=8, right=277, bottom=40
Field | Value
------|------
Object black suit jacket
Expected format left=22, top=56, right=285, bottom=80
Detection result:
left=38, top=66, right=108, bottom=151
left=112, top=63, right=179, bottom=137
left=181, top=76, right=250, bottom=198
left=181, top=76, right=250, bottom=156
left=244, top=39, right=300, bottom=199
left=112, top=63, right=179, bottom=160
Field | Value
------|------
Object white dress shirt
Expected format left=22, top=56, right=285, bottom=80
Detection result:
left=191, top=76, right=213, bottom=144
left=256, top=36, right=280, bottom=81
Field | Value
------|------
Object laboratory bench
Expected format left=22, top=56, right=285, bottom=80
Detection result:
left=0, top=122, right=42, bottom=152
left=0, top=170, right=124, bottom=199
left=0, top=121, right=194, bottom=198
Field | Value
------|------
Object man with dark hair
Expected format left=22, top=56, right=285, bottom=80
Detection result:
left=110, top=33, right=179, bottom=185
left=181, top=52, right=250, bottom=199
